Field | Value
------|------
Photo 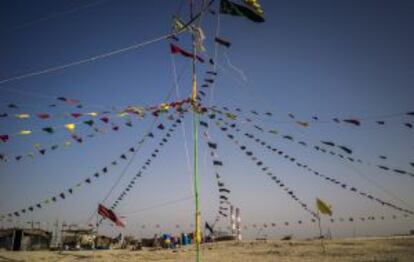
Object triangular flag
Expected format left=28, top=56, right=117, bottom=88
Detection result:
left=244, top=0, right=264, bottom=15
left=71, top=113, right=82, bottom=118
left=86, top=112, right=98, bottom=117
left=65, top=123, right=76, bottom=132
left=220, top=0, right=265, bottom=23
left=172, top=15, right=186, bottom=32
left=98, top=204, right=125, bottom=227
left=18, top=130, right=32, bottom=135
left=100, top=116, right=109, bottom=123
left=83, top=120, right=94, bottom=126
left=15, top=113, right=30, bottom=119
left=215, top=37, right=231, bottom=48
left=37, top=113, right=50, bottom=119
left=316, top=198, right=333, bottom=216
left=42, top=127, right=54, bottom=134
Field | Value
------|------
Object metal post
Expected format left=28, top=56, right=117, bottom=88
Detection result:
left=236, top=208, right=241, bottom=241
left=317, top=211, right=326, bottom=253
left=230, top=205, right=235, bottom=236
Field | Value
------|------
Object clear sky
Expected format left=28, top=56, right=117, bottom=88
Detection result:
left=0, top=0, right=413, bottom=240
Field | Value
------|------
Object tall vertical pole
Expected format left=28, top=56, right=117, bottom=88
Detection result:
left=317, top=211, right=326, bottom=253
left=236, top=208, right=241, bottom=241
left=190, top=1, right=201, bottom=261
left=230, top=205, right=235, bottom=235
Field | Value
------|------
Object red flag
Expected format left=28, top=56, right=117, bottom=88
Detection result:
left=71, top=113, right=82, bottom=118
left=37, top=113, right=50, bottom=119
left=0, top=135, right=9, bottom=143
left=170, top=44, right=204, bottom=63
left=98, top=204, right=125, bottom=227
left=100, top=116, right=109, bottom=123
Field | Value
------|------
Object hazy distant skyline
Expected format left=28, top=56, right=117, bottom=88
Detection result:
left=1, top=0, right=413, bottom=239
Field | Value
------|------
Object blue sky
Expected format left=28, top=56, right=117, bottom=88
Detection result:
left=0, top=0, right=413, bottom=239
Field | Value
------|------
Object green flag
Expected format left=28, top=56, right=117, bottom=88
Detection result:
left=83, top=120, right=94, bottom=126
left=220, top=0, right=265, bottom=23
left=42, top=127, right=54, bottom=134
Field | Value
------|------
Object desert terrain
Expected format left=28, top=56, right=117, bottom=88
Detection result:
left=0, top=236, right=413, bottom=261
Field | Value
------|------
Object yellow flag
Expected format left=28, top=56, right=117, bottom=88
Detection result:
left=316, top=198, right=333, bottom=216
left=33, top=143, right=41, bottom=149
left=18, top=130, right=32, bottom=135
left=15, top=113, right=30, bottom=119
left=65, top=123, right=76, bottom=132
left=160, top=103, right=170, bottom=111
left=172, top=16, right=185, bottom=32
left=64, top=141, right=72, bottom=147
left=244, top=0, right=264, bottom=15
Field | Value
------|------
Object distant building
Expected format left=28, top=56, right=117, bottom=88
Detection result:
left=95, top=235, right=119, bottom=249
left=61, top=228, right=95, bottom=250
left=0, top=228, right=52, bottom=251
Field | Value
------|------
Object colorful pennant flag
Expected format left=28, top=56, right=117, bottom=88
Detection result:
left=18, top=130, right=32, bottom=135
left=15, top=113, right=30, bottom=119
left=65, top=123, right=76, bottom=132
left=170, top=44, right=205, bottom=63
left=215, top=37, right=231, bottom=48
left=220, top=0, right=265, bottom=23
left=316, top=198, right=333, bottom=216
left=98, top=204, right=125, bottom=227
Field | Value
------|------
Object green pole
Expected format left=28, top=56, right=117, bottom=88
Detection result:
left=190, top=1, right=201, bottom=260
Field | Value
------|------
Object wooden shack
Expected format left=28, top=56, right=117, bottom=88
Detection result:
left=0, top=228, right=51, bottom=251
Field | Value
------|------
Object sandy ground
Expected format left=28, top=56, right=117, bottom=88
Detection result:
left=1, top=236, right=413, bottom=261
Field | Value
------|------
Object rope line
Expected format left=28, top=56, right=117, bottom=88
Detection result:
left=0, top=0, right=216, bottom=86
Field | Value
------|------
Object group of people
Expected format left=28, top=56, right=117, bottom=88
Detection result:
left=154, top=232, right=193, bottom=249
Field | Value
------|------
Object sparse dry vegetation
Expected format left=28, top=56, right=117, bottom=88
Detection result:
left=0, top=236, right=413, bottom=261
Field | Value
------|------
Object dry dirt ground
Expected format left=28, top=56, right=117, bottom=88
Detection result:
left=1, top=236, right=413, bottom=261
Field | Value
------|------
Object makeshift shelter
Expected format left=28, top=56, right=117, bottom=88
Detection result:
left=0, top=228, right=51, bottom=251
left=61, top=228, right=94, bottom=250
left=213, top=231, right=236, bottom=242
left=95, top=235, right=118, bottom=249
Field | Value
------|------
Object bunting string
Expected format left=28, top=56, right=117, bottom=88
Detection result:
left=84, top=70, right=193, bottom=224
left=207, top=116, right=319, bottom=219
left=1, top=98, right=193, bottom=164
left=107, top=115, right=183, bottom=212
left=0, top=107, right=189, bottom=222
left=0, top=124, right=160, bottom=222
left=209, top=100, right=414, bottom=129
left=201, top=131, right=232, bottom=221
left=0, top=0, right=217, bottom=86
left=83, top=211, right=410, bottom=233
left=0, top=114, right=141, bottom=164
left=235, top=213, right=410, bottom=231
left=210, top=106, right=414, bottom=211
left=212, top=106, right=414, bottom=179
left=210, top=115, right=414, bottom=216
